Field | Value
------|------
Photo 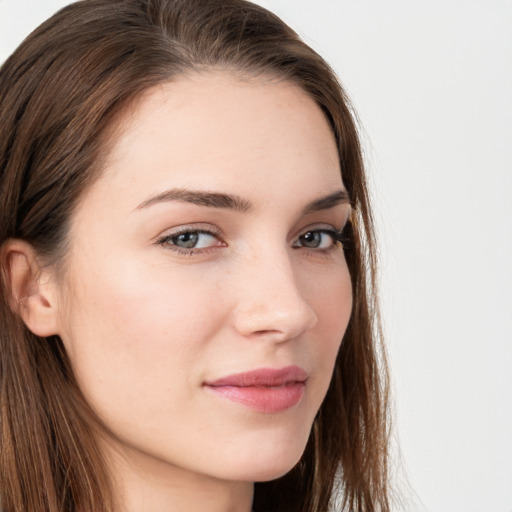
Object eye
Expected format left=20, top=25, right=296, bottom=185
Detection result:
left=293, top=229, right=343, bottom=250
left=157, top=227, right=225, bottom=253
left=170, top=231, right=215, bottom=249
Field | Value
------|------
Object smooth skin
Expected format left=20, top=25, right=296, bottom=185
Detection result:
left=7, top=73, right=353, bottom=512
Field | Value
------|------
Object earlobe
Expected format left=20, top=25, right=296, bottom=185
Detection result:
left=0, top=239, right=60, bottom=337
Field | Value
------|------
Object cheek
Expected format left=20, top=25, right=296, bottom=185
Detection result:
left=307, top=256, right=353, bottom=335
left=318, top=269, right=352, bottom=332
left=66, top=253, right=224, bottom=339
left=58, top=256, right=227, bottom=415
left=306, top=260, right=353, bottom=387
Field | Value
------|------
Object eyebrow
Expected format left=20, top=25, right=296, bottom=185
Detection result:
left=136, top=189, right=252, bottom=212
left=301, top=189, right=351, bottom=214
left=135, top=188, right=351, bottom=214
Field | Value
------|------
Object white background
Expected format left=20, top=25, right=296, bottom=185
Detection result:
left=1, top=1, right=511, bottom=511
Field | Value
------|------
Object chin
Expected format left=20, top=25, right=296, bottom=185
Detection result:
left=221, top=432, right=310, bottom=483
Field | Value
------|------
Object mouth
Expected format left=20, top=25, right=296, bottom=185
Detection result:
left=203, top=366, right=307, bottom=413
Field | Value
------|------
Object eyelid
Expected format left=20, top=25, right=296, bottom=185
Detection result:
left=292, top=221, right=350, bottom=249
left=293, top=221, right=345, bottom=239
left=294, top=228, right=341, bottom=243
left=154, top=223, right=222, bottom=240
left=154, top=223, right=225, bottom=255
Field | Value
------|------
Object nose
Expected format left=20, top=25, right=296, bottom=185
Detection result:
left=230, top=248, right=318, bottom=342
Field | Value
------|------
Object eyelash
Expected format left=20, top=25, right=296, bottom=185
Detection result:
left=296, top=228, right=348, bottom=251
left=156, top=225, right=225, bottom=256
left=156, top=225, right=349, bottom=256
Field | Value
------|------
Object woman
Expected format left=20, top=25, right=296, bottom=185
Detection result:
left=0, top=1, right=390, bottom=511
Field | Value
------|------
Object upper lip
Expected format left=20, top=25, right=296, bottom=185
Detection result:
left=204, top=365, right=308, bottom=387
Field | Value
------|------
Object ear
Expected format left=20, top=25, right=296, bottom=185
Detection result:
left=0, top=239, right=60, bottom=337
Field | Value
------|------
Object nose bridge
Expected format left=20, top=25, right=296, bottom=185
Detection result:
left=232, top=242, right=318, bottom=340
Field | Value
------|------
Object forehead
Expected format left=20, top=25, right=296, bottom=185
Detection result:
left=86, top=72, right=343, bottom=211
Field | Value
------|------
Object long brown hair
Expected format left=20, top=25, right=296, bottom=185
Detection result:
left=0, top=1, right=390, bottom=510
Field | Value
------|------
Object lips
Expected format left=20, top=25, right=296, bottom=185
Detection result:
left=203, top=365, right=307, bottom=413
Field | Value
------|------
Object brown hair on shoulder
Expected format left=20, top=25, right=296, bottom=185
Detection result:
left=0, top=1, right=391, bottom=510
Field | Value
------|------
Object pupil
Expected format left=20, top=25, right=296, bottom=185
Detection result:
left=175, top=232, right=198, bottom=248
left=302, top=231, right=320, bottom=248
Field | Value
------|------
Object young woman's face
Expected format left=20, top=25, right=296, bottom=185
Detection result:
left=55, top=74, right=352, bottom=488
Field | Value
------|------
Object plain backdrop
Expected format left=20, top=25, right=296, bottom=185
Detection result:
left=1, top=1, right=511, bottom=511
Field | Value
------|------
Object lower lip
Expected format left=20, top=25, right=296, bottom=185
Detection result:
left=205, top=382, right=305, bottom=413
